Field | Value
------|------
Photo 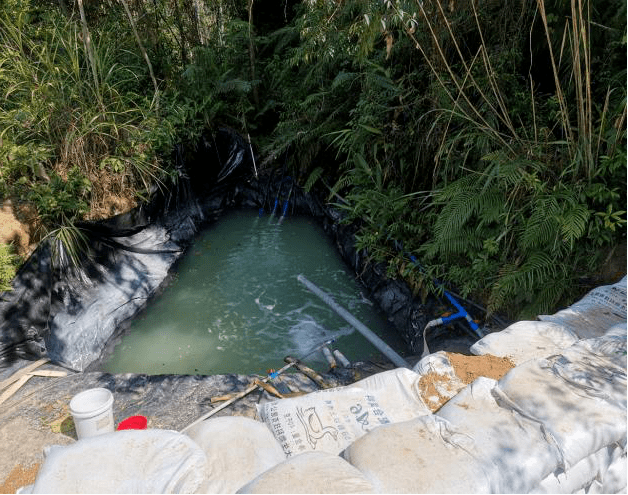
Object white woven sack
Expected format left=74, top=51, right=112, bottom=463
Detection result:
left=496, top=356, right=627, bottom=469
left=31, top=429, right=207, bottom=494
left=605, top=321, right=628, bottom=338
left=555, top=341, right=627, bottom=409
left=236, top=451, right=374, bottom=494
left=185, top=416, right=286, bottom=493
left=530, top=444, right=620, bottom=494
left=470, top=321, right=579, bottom=365
left=577, top=322, right=627, bottom=370
left=413, top=350, right=456, bottom=375
left=601, top=449, right=628, bottom=494
left=258, top=367, right=430, bottom=456
left=539, top=276, right=626, bottom=339
left=341, top=414, right=495, bottom=493
left=436, top=377, right=562, bottom=493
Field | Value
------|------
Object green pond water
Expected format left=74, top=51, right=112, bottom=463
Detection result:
left=101, top=208, right=408, bottom=375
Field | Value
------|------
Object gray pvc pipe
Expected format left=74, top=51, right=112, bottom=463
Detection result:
left=297, top=274, right=410, bottom=369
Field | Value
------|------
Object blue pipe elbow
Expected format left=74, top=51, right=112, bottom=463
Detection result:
left=407, top=253, right=481, bottom=337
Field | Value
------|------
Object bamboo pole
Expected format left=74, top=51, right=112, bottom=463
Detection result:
left=120, top=0, right=160, bottom=114
left=77, top=0, right=102, bottom=107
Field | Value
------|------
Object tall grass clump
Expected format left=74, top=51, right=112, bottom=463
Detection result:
left=0, top=8, right=175, bottom=262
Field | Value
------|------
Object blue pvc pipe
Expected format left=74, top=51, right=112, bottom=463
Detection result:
left=270, top=176, right=292, bottom=218
left=270, top=197, right=279, bottom=216
left=407, top=254, right=482, bottom=338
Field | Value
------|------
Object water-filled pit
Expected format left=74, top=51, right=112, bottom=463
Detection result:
left=101, top=208, right=408, bottom=375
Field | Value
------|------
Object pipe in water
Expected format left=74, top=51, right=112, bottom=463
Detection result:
left=322, top=346, right=337, bottom=369
left=297, top=274, right=410, bottom=369
left=333, top=349, right=351, bottom=368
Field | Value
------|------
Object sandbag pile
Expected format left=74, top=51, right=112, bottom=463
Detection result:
left=20, top=277, right=626, bottom=493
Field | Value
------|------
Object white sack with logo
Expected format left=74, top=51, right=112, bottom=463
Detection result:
left=258, top=367, right=430, bottom=456
left=538, top=276, right=626, bottom=339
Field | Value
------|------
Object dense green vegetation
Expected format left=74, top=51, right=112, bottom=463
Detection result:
left=0, top=0, right=625, bottom=320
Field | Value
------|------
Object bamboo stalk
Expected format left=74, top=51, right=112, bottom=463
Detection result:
left=536, top=0, right=574, bottom=157
left=120, top=0, right=160, bottom=114
left=76, top=0, right=101, bottom=107
left=180, top=339, right=334, bottom=433
left=284, top=356, right=334, bottom=390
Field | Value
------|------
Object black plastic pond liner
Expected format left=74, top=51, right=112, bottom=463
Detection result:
left=0, top=126, right=483, bottom=371
left=0, top=127, right=253, bottom=370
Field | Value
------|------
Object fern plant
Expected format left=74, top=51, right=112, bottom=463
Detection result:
left=421, top=149, right=609, bottom=318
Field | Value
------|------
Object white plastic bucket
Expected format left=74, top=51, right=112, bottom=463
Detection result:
left=69, top=388, right=114, bottom=440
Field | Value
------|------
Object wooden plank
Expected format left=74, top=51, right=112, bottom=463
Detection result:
left=0, top=358, right=49, bottom=391
left=28, top=370, right=68, bottom=378
left=0, top=375, right=32, bottom=406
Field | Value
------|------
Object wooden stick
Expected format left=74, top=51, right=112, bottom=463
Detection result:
left=180, top=360, right=301, bottom=433
left=254, top=379, right=284, bottom=399
left=210, top=393, right=241, bottom=403
left=0, top=358, right=49, bottom=391
left=284, top=356, right=336, bottom=389
left=210, top=389, right=305, bottom=403
left=181, top=380, right=262, bottom=433
left=180, top=339, right=336, bottom=433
